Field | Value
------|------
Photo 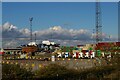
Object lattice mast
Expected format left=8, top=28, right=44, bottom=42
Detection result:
left=96, top=0, right=102, bottom=43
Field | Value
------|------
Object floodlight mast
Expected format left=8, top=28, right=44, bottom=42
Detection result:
left=29, top=17, right=33, bottom=42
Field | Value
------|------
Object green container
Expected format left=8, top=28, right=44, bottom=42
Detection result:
left=105, top=52, right=111, bottom=54
left=10, top=52, right=12, bottom=54
left=89, top=47, right=93, bottom=50
left=79, top=48, right=82, bottom=51
left=97, top=50, right=101, bottom=56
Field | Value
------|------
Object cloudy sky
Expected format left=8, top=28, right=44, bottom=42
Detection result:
left=2, top=2, right=118, bottom=48
left=2, top=0, right=120, bottom=2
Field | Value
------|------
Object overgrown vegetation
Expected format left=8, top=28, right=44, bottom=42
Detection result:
left=34, top=64, right=78, bottom=80
left=2, top=53, right=120, bottom=80
left=2, top=64, right=34, bottom=80
left=34, top=64, right=120, bottom=80
left=2, top=63, right=120, bottom=80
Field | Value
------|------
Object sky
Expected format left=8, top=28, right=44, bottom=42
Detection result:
left=2, top=0, right=120, bottom=2
left=0, top=2, right=2, bottom=48
left=1, top=2, right=119, bottom=47
left=3, top=2, right=118, bottom=36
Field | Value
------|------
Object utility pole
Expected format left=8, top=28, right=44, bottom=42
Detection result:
left=93, top=29, right=95, bottom=44
left=29, top=17, right=33, bottom=42
left=109, top=35, right=111, bottom=41
left=96, top=0, right=102, bottom=43
left=35, top=33, right=36, bottom=42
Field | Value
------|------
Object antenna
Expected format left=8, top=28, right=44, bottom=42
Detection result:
left=96, top=0, right=102, bottom=43
left=29, top=17, right=33, bottom=42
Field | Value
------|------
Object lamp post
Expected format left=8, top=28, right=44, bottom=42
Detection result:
left=29, top=17, right=33, bottom=42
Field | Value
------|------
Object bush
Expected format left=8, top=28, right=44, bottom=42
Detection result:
left=2, top=63, right=34, bottom=79
left=2, top=54, right=120, bottom=80
left=34, top=64, right=79, bottom=80
left=33, top=63, right=119, bottom=80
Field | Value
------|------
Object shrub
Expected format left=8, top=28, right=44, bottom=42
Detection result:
left=2, top=63, right=34, bottom=79
left=34, top=64, right=79, bottom=80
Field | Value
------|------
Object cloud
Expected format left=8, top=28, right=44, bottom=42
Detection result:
left=19, top=28, right=30, bottom=37
left=2, top=22, right=117, bottom=48
left=33, top=26, right=92, bottom=40
left=3, top=40, right=18, bottom=47
left=2, top=22, right=30, bottom=38
left=2, top=22, right=17, bottom=30
left=2, top=22, right=22, bottom=38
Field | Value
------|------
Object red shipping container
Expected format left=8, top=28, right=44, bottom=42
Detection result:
left=76, top=52, right=79, bottom=59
